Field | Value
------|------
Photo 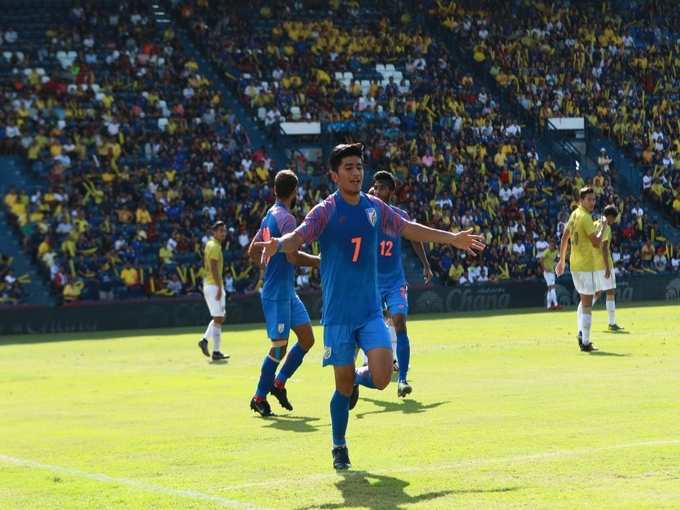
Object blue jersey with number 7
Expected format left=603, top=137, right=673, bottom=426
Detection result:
left=294, top=191, right=407, bottom=325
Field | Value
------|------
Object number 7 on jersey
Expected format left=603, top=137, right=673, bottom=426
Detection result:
left=351, top=237, right=362, bottom=262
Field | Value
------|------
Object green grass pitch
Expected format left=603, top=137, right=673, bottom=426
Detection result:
left=1, top=303, right=679, bottom=509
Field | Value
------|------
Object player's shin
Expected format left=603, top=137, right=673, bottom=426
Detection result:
left=581, top=306, right=593, bottom=345
left=254, top=341, right=286, bottom=399
left=212, top=324, right=221, bottom=352
left=275, top=342, right=307, bottom=387
left=330, top=390, right=350, bottom=447
left=606, top=297, right=616, bottom=326
left=396, top=331, right=410, bottom=383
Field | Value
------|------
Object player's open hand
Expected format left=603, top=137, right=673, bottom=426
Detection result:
left=555, top=260, right=565, bottom=277
left=451, top=229, right=486, bottom=256
left=253, top=239, right=278, bottom=266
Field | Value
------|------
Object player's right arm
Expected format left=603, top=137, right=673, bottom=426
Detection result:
left=255, top=200, right=332, bottom=265
left=556, top=223, right=571, bottom=277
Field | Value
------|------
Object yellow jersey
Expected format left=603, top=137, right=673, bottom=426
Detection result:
left=542, top=247, right=558, bottom=273
left=592, top=218, right=613, bottom=271
left=567, top=205, right=596, bottom=271
left=203, top=238, right=223, bottom=286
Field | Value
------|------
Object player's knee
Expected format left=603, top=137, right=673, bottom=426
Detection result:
left=268, top=340, right=288, bottom=362
left=372, top=372, right=391, bottom=390
left=299, top=336, right=314, bottom=351
left=392, top=315, right=406, bottom=332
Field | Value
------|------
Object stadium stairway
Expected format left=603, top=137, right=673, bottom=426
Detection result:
left=0, top=156, right=55, bottom=305
left=419, top=14, right=680, bottom=245
left=164, top=8, right=287, bottom=171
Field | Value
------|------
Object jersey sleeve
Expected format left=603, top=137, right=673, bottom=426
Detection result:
left=277, top=212, right=297, bottom=236
left=294, top=197, right=334, bottom=243
left=368, top=195, right=408, bottom=237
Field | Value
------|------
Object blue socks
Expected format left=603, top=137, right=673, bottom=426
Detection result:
left=275, top=342, right=307, bottom=386
left=354, top=366, right=375, bottom=388
left=396, top=331, right=410, bottom=383
left=330, top=390, right=350, bottom=447
left=255, top=356, right=278, bottom=399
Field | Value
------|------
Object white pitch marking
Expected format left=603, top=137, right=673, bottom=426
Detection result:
left=0, top=454, right=274, bottom=510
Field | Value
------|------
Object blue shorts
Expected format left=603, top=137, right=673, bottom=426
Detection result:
left=262, top=293, right=310, bottom=340
left=322, top=315, right=391, bottom=367
left=380, top=284, right=409, bottom=317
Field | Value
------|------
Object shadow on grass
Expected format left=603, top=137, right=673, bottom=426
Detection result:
left=261, top=415, right=325, bottom=434
left=355, top=398, right=448, bottom=420
left=296, top=470, right=519, bottom=509
left=600, top=330, right=631, bottom=335
left=588, top=351, right=629, bottom=357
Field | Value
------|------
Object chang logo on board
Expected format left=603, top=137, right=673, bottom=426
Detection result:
left=665, top=278, right=680, bottom=300
left=555, top=284, right=573, bottom=306
left=413, top=290, right=444, bottom=314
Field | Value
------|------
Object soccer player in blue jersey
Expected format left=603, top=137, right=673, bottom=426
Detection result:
left=256, top=143, right=485, bottom=470
left=247, top=170, right=320, bottom=417
left=370, top=170, right=432, bottom=398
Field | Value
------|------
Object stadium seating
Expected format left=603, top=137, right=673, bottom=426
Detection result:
left=184, top=0, right=679, bottom=285
left=1, top=1, right=266, bottom=302
left=1, top=0, right=679, bottom=304
left=429, top=0, right=680, bottom=223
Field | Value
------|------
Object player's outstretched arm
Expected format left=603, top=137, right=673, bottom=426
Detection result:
left=401, top=222, right=485, bottom=256
left=254, top=232, right=305, bottom=265
left=555, top=227, right=571, bottom=277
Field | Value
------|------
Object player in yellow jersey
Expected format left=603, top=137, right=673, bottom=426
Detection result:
left=540, top=240, right=561, bottom=310
left=198, top=221, right=229, bottom=361
left=593, top=205, right=624, bottom=331
left=556, top=187, right=605, bottom=352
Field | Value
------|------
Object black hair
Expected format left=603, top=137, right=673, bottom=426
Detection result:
left=603, top=204, right=618, bottom=217
left=274, top=169, right=298, bottom=199
left=579, top=186, right=595, bottom=200
left=373, top=170, right=396, bottom=191
left=329, top=143, right=363, bottom=172
left=211, top=220, right=226, bottom=231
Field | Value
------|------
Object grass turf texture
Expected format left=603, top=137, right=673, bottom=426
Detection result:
left=1, top=304, right=679, bottom=510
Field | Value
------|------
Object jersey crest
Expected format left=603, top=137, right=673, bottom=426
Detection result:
left=365, top=208, right=377, bottom=227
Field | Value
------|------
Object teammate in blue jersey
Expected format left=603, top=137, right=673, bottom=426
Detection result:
left=256, top=143, right=485, bottom=470
left=247, top=170, right=320, bottom=417
left=370, top=170, right=432, bottom=398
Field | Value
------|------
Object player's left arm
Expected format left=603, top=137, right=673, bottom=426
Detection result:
left=247, top=230, right=264, bottom=267
left=401, top=223, right=485, bottom=255
left=372, top=197, right=485, bottom=255
left=410, top=240, right=432, bottom=284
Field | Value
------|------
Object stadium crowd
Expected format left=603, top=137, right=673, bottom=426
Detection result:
left=0, top=252, right=25, bottom=304
left=429, top=0, right=680, bottom=224
left=1, top=0, right=679, bottom=305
